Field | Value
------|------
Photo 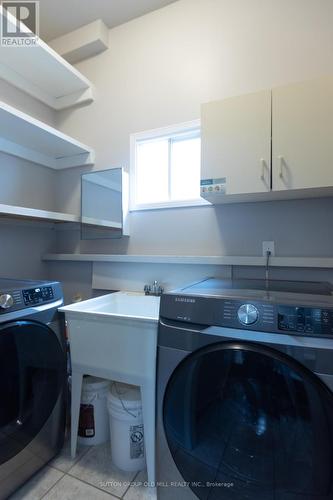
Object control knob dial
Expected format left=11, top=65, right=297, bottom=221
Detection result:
left=0, top=294, right=14, bottom=309
left=237, top=303, right=259, bottom=325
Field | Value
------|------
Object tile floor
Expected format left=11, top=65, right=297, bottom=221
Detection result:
left=10, top=440, right=156, bottom=500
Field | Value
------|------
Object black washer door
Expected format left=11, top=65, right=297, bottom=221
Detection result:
left=163, top=342, right=333, bottom=500
left=0, top=320, right=66, bottom=465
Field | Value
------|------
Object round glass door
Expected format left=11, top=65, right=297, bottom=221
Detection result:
left=0, top=320, right=66, bottom=465
left=163, top=342, right=333, bottom=499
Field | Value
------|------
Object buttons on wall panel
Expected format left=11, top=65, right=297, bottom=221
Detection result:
left=200, top=178, right=226, bottom=195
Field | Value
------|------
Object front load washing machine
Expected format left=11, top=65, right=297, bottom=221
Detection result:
left=157, top=278, right=333, bottom=500
left=0, top=278, right=67, bottom=499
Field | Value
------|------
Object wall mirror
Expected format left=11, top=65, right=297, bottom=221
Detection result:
left=81, top=168, right=129, bottom=240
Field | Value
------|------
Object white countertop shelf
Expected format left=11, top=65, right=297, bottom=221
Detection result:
left=0, top=205, right=125, bottom=226
left=0, top=6, right=94, bottom=110
left=0, top=101, right=95, bottom=169
left=41, top=254, right=333, bottom=268
left=81, top=216, right=122, bottom=229
left=0, top=204, right=80, bottom=223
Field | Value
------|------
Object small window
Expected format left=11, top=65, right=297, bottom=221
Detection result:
left=130, top=120, right=207, bottom=210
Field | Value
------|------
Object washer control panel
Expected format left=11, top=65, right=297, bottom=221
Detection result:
left=223, top=300, right=274, bottom=330
left=160, top=293, right=333, bottom=338
left=278, top=306, right=333, bottom=336
left=0, top=294, right=14, bottom=309
left=0, top=280, right=62, bottom=315
left=23, top=286, right=54, bottom=306
left=237, top=304, right=259, bottom=325
left=0, top=290, right=23, bottom=311
left=222, top=300, right=333, bottom=337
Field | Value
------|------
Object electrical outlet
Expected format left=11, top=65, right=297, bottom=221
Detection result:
left=262, top=241, right=275, bottom=256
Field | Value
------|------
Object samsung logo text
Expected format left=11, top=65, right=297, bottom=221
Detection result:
left=175, top=297, right=196, bottom=303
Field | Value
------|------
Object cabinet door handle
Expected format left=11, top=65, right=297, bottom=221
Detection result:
left=260, top=158, right=268, bottom=181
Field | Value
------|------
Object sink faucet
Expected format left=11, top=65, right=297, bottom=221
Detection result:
left=144, top=280, right=164, bottom=296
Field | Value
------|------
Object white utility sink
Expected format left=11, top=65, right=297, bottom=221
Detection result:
left=59, top=291, right=160, bottom=488
left=60, top=291, right=160, bottom=321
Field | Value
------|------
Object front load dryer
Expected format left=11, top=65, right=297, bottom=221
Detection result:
left=0, top=278, right=67, bottom=499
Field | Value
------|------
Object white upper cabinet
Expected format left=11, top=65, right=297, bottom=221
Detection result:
left=272, top=76, right=333, bottom=191
left=201, top=90, right=271, bottom=197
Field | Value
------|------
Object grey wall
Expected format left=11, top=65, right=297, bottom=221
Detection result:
left=0, top=153, right=57, bottom=211
left=0, top=78, right=57, bottom=212
left=1, top=0, right=333, bottom=301
left=55, top=195, right=333, bottom=259
left=0, top=80, right=57, bottom=281
left=0, top=79, right=55, bottom=124
left=0, top=219, right=56, bottom=280
left=46, top=261, right=93, bottom=304
left=53, top=0, right=333, bottom=262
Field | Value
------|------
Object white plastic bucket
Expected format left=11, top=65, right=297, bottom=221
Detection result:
left=78, top=376, right=110, bottom=446
left=107, top=382, right=146, bottom=472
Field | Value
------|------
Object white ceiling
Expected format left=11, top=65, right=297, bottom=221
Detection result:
left=38, top=0, right=178, bottom=41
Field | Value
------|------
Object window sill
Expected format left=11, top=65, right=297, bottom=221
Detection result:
left=129, top=198, right=211, bottom=212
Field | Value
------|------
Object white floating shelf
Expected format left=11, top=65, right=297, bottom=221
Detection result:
left=81, top=216, right=122, bottom=229
left=0, top=101, right=95, bottom=169
left=41, top=254, right=333, bottom=268
left=0, top=6, right=94, bottom=110
left=0, top=204, right=80, bottom=223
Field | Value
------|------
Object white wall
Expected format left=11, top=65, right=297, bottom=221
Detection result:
left=1, top=0, right=333, bottom=297
left=0, top=219, right=56, bottom=280
left=54, top=0, right=333, bottom=261
left=0, top=78, right=57, bottom=211
left=0, top=79, right=55, bottom=124
left=0, top=153, right=57, bottom=211
left=0, top=76, right=57, bottom=280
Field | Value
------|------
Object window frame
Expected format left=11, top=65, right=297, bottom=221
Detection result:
left=129, top=120, right=209, bottom=211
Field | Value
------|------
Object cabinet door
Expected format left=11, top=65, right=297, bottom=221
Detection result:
left=201, top=90, right=271, bottom=196
left=272, top=76, right=333, bottom=191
